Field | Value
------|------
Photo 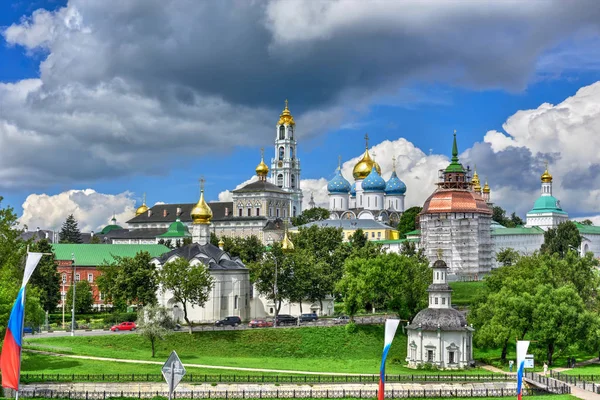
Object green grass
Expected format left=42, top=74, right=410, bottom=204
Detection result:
left=0, top=397, right=580, bottom=400
left=24, top=326, right=491, bottom=375
left=449, top=281, right=486, bottom=307
left=560, top=362, right=600, bottom=376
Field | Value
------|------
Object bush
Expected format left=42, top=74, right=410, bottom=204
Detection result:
left=102, top=312, right=137, bottom=324
left=345, top=321, right=358, bottom=334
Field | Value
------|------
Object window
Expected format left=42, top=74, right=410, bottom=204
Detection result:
left=360, top=195, right=363, bottom=206
left=75, top=273, right=80, bottom=282
left=279, top=125, right=285, bottom=140
left=269, top=307, right=274, bottom=314
left=277, top=174, right=283, bottom=188
left=436, top=272, right=439, bottom=280
left=442, top=297, right=446, bottom=305
left=371, top=232, right=375, bottom=238
left=289, top=127, right=293, bottom=140
left=367, top=197, right=370, bottom=207
left=291, top=174, right=296, bottom=188
left=276, top=209, right=280, bottom=218
left=293, top=206, right=297, bottom=217
left=269, top=208, right=273, bottom=217
left=99, top=292, right=105, bottom=301
left=434, top=297, right=438, bottom=305
left=427, top=350, right=434, bottom=362
left=221, top=295, right=227, bottom=310
left=449, top=351, right=455, bottom=364
left=62, top=273, right=67, bottom=284
left=375, top=197, right=377, bottom=207
left=88, top=273, right=93, bottom=283
left=377, top=232, right=381, bottom=238
left=234, top=295, right=239, bottom=309
left=245, top=294, right=249, bottom=306
left=247, top=208, right=251, bottom=217
left=256, top=208, right=260, bottom=216
left=239, top=208, right=243, bottom=217
left=290, top=147, right=294, bottom=160
left=279, top=146, right=284, bottom=160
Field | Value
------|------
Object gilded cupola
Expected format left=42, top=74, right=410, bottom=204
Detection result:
left=471, top=166, right=481, bottom=193
left=541, top=163, right=553, bottom=183
left=281, top=225, right=294, bottom=253
left=135, top=192, right=149, bottom=216
left=255, top=148, right=269, bottom=180
left=482, top=179, right=490, bottom=193
left=277, top=99, right=295, bottom=126
left=191, top=178, right=213, bottom=225
left=352, top=133, right=381, bottom=180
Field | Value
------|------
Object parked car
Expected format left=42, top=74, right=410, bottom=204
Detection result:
left=23, top=326, right=40, bottom=334
left=248, top=319, right=273, bottom=328
left=110, top=321, right=137, bottom=331
left=333, top=315, right=350, bottom=324
left=275, top=314, right=298, bottom=326
left=215, top=316, right=242, bottom=327
left=300, top=313, right=318, bottom=322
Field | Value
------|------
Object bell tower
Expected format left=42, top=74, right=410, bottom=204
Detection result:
left=270, top=100, right=303, bottom=218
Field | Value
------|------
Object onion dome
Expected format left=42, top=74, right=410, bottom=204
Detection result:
left=157, top=217, right=191, bottom=238
left=350, top=182, right=356, bottom=197
left=385, top=164, right=407, bottom=195
left=255, top=149, right=269, bottom=178
left=362, top=166, right=386, bottom=192
left=327, top=167, right=351, bottom=194
left=277, top=99, right=295, bottom=126
left=218, top=238, right=225, bottom=249
left=281, top=226, right=294, bottom=253
left=482, top=180, right=490, bottom=194
left=353, top=148, right=381, bottom=180
left=135, top=192, right=149, bottom=216
left=471, top=167, right=481, bottom=192
left=191, top=179, right=213, bottom=225
left=541, top=165, right=553, bottom=183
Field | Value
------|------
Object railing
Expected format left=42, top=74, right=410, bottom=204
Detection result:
left=550, top=370, right=600, bottom=394
left=19, top=373, right=511, bottom=384
left=523, top=371, right=571, bottom=394
left=16, top=387, right=562, bottom=399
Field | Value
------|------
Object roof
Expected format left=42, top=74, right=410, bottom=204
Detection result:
left=421, top=189, right=492, bottom=215
left=100, top=224, right=123, bottom=235
left=574, top=222, right=600, bottom=235
left=157, top=219, right=191, bottom=238
left=21, top=230, right=58, bottom=243
left=127, top=202, right=237, bottom=224
left=291, top=219, right=393, bottom=231
left=154, top=243, right=247, bottom=271
left=491, top=226, right=545, bottom=236
left=233, top=180, right=287, bottom=194
left=528, top=195, right=567, bottom=215
left=374, top=238, right=420, bottom=244
left=327, top=169, right=351, bottom=194
left=405, top=229, right=421, bottom=236
left=51, top=244, right=171, bottom=266
left=407, top=308, right=468, bottom=331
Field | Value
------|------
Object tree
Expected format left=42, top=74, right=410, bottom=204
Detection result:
left=397, top=206, right=422, bottom=238
left=113, top=252, right=159, bottom=306
left=210, top=232, right=219, bottom=246
left=291, top=207, right=330, bottom=227
left=492, top=206, right=524, bottom=228
left=541, top=221, right=582, bottom=258
left=581, top=219, right=594, bottom=226
left=222, top=236, right=264, bottom=264
left=160, top=257, right=214, bottom=333
left=496, top=248, right=520, bottom=267
left=136, top=304, right=174, bottom=357
left=89, top=235, right=101, bottom=244
left=97, top=261, right=127, bottom=311
left=59, top=214, right=83, bottom=244
left=29, top=239, right=61, bottom=313
left=65, top=280, right=94, bottom=314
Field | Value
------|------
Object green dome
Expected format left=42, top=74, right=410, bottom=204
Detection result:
left=100, top=217, right=122, bottom=235
left=157, top=218, right=191, bottom=238
left=528, top=195, right=567, bottom=215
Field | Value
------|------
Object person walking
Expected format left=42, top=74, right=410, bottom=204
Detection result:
left=509, top=360, right=514, bottom=373
left=543, top=362, right=548, bottom=376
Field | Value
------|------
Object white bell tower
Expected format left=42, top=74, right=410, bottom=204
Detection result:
left=270, top=100, right=303, bottom=218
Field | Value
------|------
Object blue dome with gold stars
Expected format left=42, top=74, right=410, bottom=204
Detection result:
left=362, top=167, right=386, bottom=192
left=385, top=171, right=406, bottom=195
left=327, top=169, right=351, bottom=194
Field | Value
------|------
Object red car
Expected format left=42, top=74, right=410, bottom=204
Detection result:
left=110, top=322, right=137, bottom=331
left=248, top=319, right=273, bottom=328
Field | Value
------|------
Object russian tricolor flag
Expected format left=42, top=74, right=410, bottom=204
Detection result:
left=378, top=319, right=400, bottom=400
left=0, top=252, right=44, bottom=391
left=516, top=340, right=530, bottom=400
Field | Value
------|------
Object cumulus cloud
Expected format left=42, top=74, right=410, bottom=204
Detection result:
left=217, top=176, right=260, bottom=202
left=20, top=189, right=137, bottom=232
left=1, top=0, right=600, bottom=189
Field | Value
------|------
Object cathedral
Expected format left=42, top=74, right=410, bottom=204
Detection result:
left=326, top=134, right=406, bottom=225
left=102, top=101, right=302, bottom=245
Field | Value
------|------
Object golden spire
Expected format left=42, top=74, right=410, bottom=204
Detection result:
left=277, top=99, right=295, bottom=126
left=353, top=133, right=381, bottom=180
left=135, top=192, right=149, bottom=216
left=364, top=133, right=369, bottom=149
left=191, top=177, right=213, bottom=225
left=281, top=221, right=294, bottom=253
left=541, top=161, right=553, bottom=183
left=471, top=165, right=481, bottom=193
left=483, top=177, right=490, bottom=193
left=255, top=147, right=269, bottom=179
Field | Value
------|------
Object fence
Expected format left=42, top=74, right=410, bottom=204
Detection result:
left=522, top=372, right=571, bottom=395
left=19, top=373, right=511, bottom=384
left=16, top=387, right=563, bottom=399
left=550, top=370, right=600, bottom=394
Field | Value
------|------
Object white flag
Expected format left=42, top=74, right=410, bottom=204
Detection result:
left=22, top=252, right=44, bottom=288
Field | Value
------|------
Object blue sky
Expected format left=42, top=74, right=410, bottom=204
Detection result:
left=2, top=1, right=600, bottom=231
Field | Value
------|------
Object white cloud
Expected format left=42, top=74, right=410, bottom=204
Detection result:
left=217, top=176, right=260, bottom=202
left=20, top=189, right=137, bottom=232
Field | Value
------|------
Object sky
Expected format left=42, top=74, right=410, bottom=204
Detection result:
left=2, top=0, right=600, bottom=231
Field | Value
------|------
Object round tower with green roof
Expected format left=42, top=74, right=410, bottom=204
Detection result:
left=525, top=164, right=568, bottom=230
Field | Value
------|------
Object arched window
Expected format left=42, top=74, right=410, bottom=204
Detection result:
left=279, top=146, right=284, bottom=160
left=234, top=295, right=239, bottom=309
left=290, top=147, right=294, bottom=160
left=279, top=125, right=285, bottom=140
left=293, top=206, right=297, bottom=217
left=291, top=174, right=296, bottom=188
left=277, top=174, right=283, bottom=188
left=239, top=208, right=243, bottom=217
left=256, top=207, right=260, bottom=216
left=289, top=126, right=294, bottom=140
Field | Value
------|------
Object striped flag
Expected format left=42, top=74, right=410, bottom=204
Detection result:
left=378, top=319, right=400, bottom=400
left=516, top=341, right=530, bottom=400
left=0, top=252, right=44, bottom=390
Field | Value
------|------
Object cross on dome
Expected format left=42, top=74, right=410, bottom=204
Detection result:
left=364, top=133, right=369, bottom=149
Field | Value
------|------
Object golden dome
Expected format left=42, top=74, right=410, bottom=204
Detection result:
left=277, top=99, right=295, bottom=126
left=281, top=224, right=294, bottom=253
left=191, top=181, right=213, bottom=224
left=255, top=148, right=269, bottom=178
left=353, top=147, right=381, bottom=180
left=218, top=238, right=225, bottom=248
left=135, top=193, right=149, bottom=216
left=482, top=180, right=490, bottom=193
left=471, top=168, right=481, bottom=192
left=541, top=167, right=553, bottom=183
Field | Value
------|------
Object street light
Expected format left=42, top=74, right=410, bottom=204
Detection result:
left=71, top=252, right=76, bottom=337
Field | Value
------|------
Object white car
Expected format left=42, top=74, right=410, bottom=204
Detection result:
left=333, top=315, right=350, bottom=324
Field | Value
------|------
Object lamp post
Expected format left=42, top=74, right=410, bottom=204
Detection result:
left=71, top=252, right=76, bottom=337
left=62, top=280, right=65, bottom=329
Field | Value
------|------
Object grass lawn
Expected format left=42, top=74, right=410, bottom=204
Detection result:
left=448, top=281, right=486, bottom=307
left=0, top=397, right=580, bottom=400
left=24, top=326, right=492, bottom=375
left=560, top=362, right=600, bottom=376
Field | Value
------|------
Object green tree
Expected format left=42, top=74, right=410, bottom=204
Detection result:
left=495, top=248, right=520, bottom=267
left=581, top=219, right=594, bottom=226
left=509, top=212, right=524, bottom=227
left=29, top=239, right=61, bottom=313
left=96, top=261, right=126, bottom=311
left=182, top=237, right=192, bottom=246
left=137, top=304, right=174, bottom=357
left=59, top=214, right=83, bottom=244
left=65, top=280, right=94, bottom=314
left=113, top=252, right=158, bottom=306
left=248, top=244, right=286, bottom=312
left=222, top=236, right=264, bottom=264
left=160, top=257, right=214, bottom=333
left=397, top=206, right=422, bottom=238
left=291, top=207, right=330, bottom=227
left=541, top=221, right=582, bottom=258
left=210, top=232, right=219, bottom=246
left=89, top=235, right=101, bottom=244
left=492, top=206, right=524, bottom=228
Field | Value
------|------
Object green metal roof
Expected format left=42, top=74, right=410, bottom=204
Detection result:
left=405, top=229, right=421, bottom=236
left=491, top=226, right=545, bottom=236
left=157, top=218, right=191, bottom=238
left=444, top=133, right=465, bottom=173
left=100, top=224, right=123, bottom=235
left=574, top=222, right=600, bottom=235
left=51, top=244, right=171, bottom=266
left=528, top=195, right=568, bottom=215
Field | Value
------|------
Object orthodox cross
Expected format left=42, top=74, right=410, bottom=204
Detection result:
left=199, top=176, right=205, bottom=193
left=260, top=147, right=264, bottom=159
left=285, top=99, right=288, bottom=109
left=142, top=192, right=146, bottom=205
left=392, top=155, right=396, bottom=171
left=436, top=248, right=443, bottom=260
left=338, top=155, right=342, bottom=170
left=364, top=133, right=369, bottom=148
